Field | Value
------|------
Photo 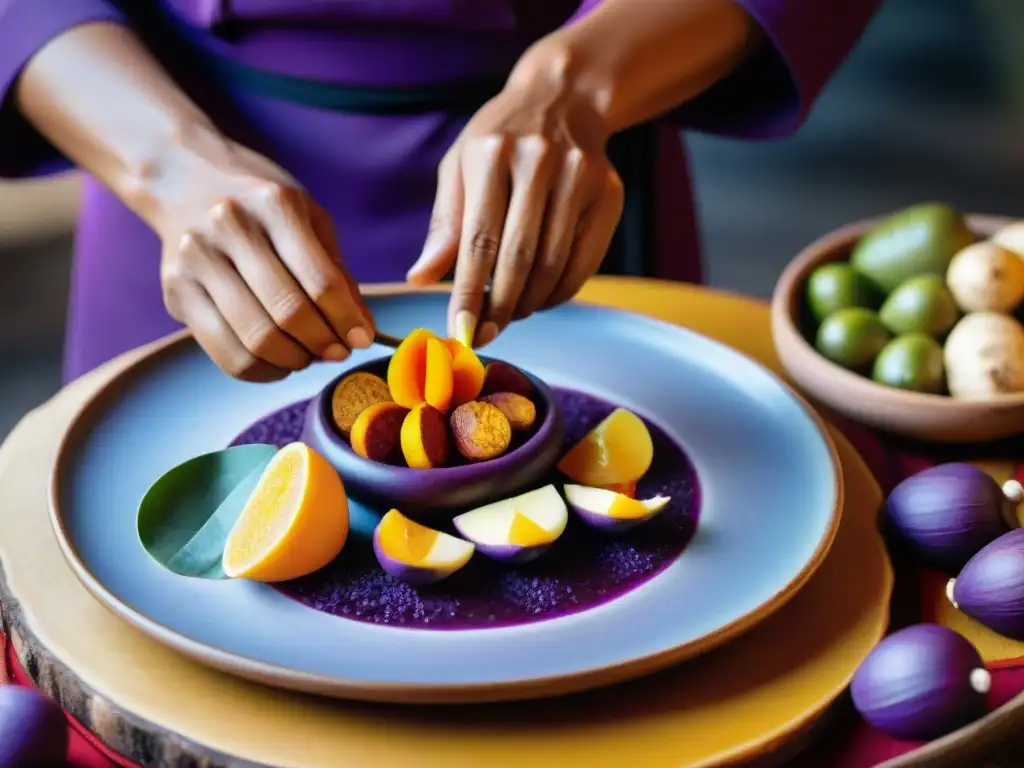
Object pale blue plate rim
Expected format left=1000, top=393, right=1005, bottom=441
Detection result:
left=48, top=291, right=843, bottom=704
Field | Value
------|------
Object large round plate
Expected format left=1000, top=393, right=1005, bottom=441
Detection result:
left=50, top=291, right=841, bottom=703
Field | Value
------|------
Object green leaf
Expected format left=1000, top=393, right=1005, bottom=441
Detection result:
left=137, top=444, right=278, bottom=578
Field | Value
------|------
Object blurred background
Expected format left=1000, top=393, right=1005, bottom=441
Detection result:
left=3, top=0, right=1024, bottom=438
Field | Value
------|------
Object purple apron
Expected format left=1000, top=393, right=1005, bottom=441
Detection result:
left=0, top=0, right=884, bottom=381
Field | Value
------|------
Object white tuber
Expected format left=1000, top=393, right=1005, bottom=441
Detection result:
left=946, top=241, right=1024, bottom=313
left=944, top=312, right=1024, bottom=398
left=991, top=221, right=1024, bottom=259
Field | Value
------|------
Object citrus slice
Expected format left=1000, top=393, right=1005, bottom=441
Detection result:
left=557, top=408, right=654, bottom=486
left=222, top=443, right=349, bottom=582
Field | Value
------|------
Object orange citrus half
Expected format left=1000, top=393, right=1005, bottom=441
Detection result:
left=222, top=442, right=349, bottom=582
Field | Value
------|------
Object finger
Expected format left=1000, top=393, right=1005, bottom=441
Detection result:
left=174, top=279, right=289, bottom=383
left=407, top=152, right=464, bottom=286
left=192, top=244, right=312, bottom=372
left=480, top=138, right=555, bottom=345
left=208, top=200, right=347, bottom=362
left=513, top=149, right=591, bottom=320
left=308, top=203, right=375, bottom=332
left=448, top=137, right=512, bottom=346
left=545, top=169, right=625, bottom=308
left=257, top=185, right=374, bottom=352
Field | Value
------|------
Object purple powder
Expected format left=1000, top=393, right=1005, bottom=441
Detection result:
left=230, top=389, right=700, bottom=630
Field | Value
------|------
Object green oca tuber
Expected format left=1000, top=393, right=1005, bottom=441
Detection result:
left=944, top=312, right=1024, bottom=398
left=945, top=240, right=1024, bottom=314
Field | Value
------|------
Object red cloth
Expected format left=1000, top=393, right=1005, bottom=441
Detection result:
left=1, top=419, right=1022, bottom=768
left=3, top=636, right=130, bottom=767
left=5, top=633, right=1022, bottom=768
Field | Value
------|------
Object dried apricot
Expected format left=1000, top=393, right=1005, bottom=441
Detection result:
left=386, top=329, right=458, bottom=413
left=424, top=337, right=454, bottom=413
left=387, top=329, right=435, bottom=408
left=443, top=338, right=486, bottom=406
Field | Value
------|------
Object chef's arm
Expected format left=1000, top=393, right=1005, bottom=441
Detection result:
left=510, top=0, right=760, bottom=135
left=14, top=22, right=226, bottom=231
left=519, top=0, right=882, bottom=138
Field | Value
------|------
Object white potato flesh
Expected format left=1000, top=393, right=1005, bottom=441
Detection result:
left=454, top=485, right=567, bottom=545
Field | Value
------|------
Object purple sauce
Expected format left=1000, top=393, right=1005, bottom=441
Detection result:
left=230, top=389, right=700, bottom=630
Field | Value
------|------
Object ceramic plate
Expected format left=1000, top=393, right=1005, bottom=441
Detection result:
left=50, top=292, right=841, bottom=703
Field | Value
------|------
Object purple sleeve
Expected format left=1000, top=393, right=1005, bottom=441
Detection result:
left=567, top=0, right=882, bottom=139
left=0, top=0, right=127, bottom=178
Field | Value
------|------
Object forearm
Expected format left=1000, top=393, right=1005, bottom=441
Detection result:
left=15, top=22, right=226, bottom=230
left=509, top=0, right=761, bottom=134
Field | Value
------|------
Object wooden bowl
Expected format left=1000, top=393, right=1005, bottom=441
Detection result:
left=771, top=213, right=1024, bottom=444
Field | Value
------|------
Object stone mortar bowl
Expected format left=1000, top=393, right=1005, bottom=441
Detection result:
left=301, top=356, right=565, bottom=519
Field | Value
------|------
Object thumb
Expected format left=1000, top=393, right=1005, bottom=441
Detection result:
left=408, top=153, right=463, bottom=285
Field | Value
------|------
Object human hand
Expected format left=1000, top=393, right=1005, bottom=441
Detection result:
left=406, top=58, right=624, bottom=347
left=155, top=138, right=374, bottom=382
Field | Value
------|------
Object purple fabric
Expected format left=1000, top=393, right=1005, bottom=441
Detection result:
left=0, top=0, right=880, bottom=381
left=0, top=0, right=126, bottom=177
left=567, top=0, right=883, bottom=138
left=676, top=0, right=885, bottom=138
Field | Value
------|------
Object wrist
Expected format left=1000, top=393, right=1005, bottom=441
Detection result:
left=118, top=119, right=233, bottom=235
left=506, top=38, right=617, bottom=137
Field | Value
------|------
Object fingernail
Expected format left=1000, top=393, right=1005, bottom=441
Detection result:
left=476, top=321, right=499, bottom=348
left=323, top=343, right=349, bottom=361
left=454, top=310, right=477, bottom=348
left=346, top=327, right=372, bottom=349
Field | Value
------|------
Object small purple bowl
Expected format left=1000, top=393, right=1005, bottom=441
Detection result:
left=301, top=356, right=565, bottom=519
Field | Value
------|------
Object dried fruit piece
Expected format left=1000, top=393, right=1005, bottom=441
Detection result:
left=330, top=372, right=393, bottom=436
left=350, top=401, right=409, bottom=465
left=480, top=361, right=533, bottom=398
left=443, top=338, right=486, bottom=406
left=481, top=392, right=536, bottom=432
left=450, top=401, right=512, bottom=461
left=400, top=404, right=451, bottom=469
left=385, top=329, right=459, bottom=413
left=387, top=328, right=436, bottom=408
left=424, top=337, right=454, bottom=413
